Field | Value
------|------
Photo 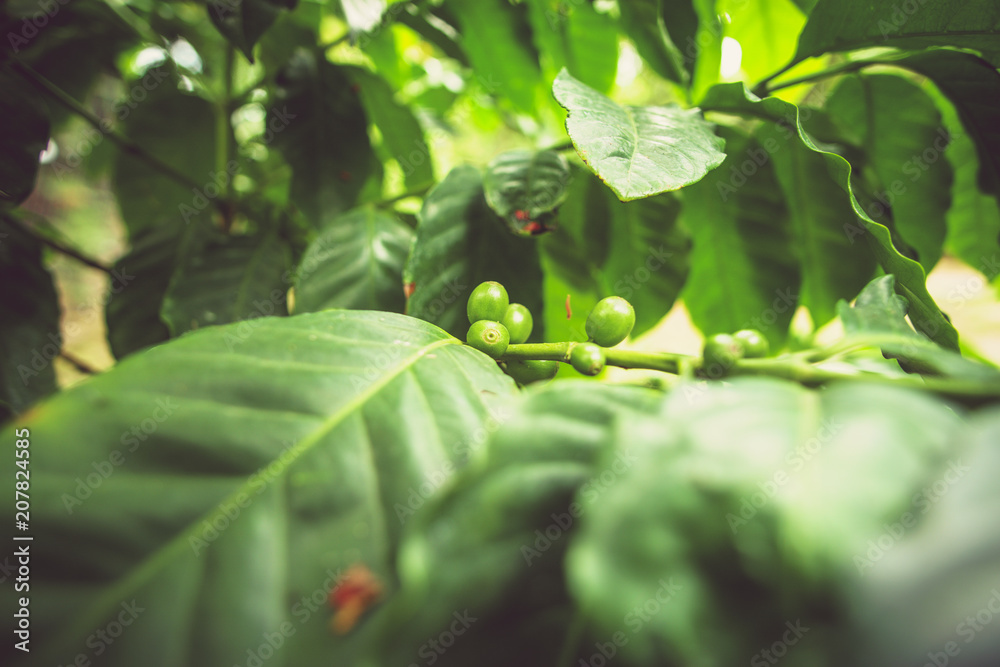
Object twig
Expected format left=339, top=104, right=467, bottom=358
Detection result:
left=1, top=214, right=112, bottom=273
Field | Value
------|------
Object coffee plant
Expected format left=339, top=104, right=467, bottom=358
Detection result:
left=2, top=0, right=1000, bottom=666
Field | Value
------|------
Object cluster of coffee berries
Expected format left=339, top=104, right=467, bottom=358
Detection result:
left=464, top=284, right=639, bottom=383
left=700, top=328, right=769, bottom=376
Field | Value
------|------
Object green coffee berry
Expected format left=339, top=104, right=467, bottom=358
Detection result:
left=585, top=296, right=635, bottom=348
left=570, top=342, right=605, bottom=376
left=466, top=320, right=510, bottom=358
left=467, top=281, right=509, bottom=324
left=504, top=359, right=558, bottom=385
left=501, top=303, right=533, bottom=344
left=733, top=329, right=769, bottom=358
left=701, top=333, right=744, bottom=378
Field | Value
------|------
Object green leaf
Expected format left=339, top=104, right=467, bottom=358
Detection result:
left=824, top=73, right=952, bottom=271
left=605, top=193, right=690, bottom=337
left=756, top=118, right=877, bottom=328
left=701, top=82, right=959, bottom=350
left=0, top=310, right=514, bottom=667
left=482, top=149, right=571, bottom=235
left=113, top=82, right=219, bottom=236
left=0, top=73, right=48, bottom=206
left=680, top=127, right=800, bottom=347
left=838, top=275, right=1000, bottom=383
left=368, top=381, right=662, bottom=667
left=405, top=166, right=544, bottom=339
left=344, top=67, right=434, bottom=191
left=792, top=0, right=1000, bottom=64
left=526, top=0, right=619, bottom=93
left=616, top=0, right=693, bottom=86
left=395, top=5, right=469, bottom=66
left=0, top=218, right=60, bottom=421
left=207, top=0, right=297, bottom=61
left=160, top=230, right=294, bottom=335
left=943, top=114, right=1000, bottom=279
left=894, top=50, right=1000, bottom=199
left=104, top=225, right=182, bottom=359
left=446, top=0, right=544, bottom=114
left=553, top=70, right=726, bottom=200
left=719, top=0, right=808, bottom=90
left=294, top=207, right=413, bottom=314
left=847, top=409, right=1000, bottom=666
left=689, top=0, right=723, bottom=103
left=567, top=378, right=962, bottom=665
left=270, top=51, right=376, bottom=227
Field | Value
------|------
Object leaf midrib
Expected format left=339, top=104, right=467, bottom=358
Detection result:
left=57, top=335, right=459, bottom=651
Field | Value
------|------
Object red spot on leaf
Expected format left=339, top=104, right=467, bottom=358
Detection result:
left=514, top=209, right=530, bottom=221
left=328, top=564, right=384, bottom=634
left=338, top=170, right=352, bottom=182
left=565, top=294, right=572, bottom=319
left=350, top=83, right=361, bottom=94
left=404, top=282, right=416, bottom=299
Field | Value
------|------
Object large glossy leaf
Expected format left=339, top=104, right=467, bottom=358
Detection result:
left=525, top=0, right=618, bottom=93
left=553, top=70, right=726, bottom=201
left=270, top=51, right=376, bottom=227
left=792, top=0, right=1000, bottom=64
left=294, top=207, right=413, bottom=314
left=405, top=166, right=544, bottom=339
left=104, top=224, right=183, bottom=359
left=207, top=0, right=297, bottom=61
left=701, top=82, right=959, bottom=350
left=0, top=218, right=60, bottom=422
left=160, top=230, right=294, bottom=335
left=345, top=66, right=434, bottom=191
left=605, top=193, right=690, bottom=336
left=681, top=127, right=800, bottom=347
left=567, top=378, right=962, bottom=665
left=0, top=310, right=514, bottom=667
left=446, top=0, right=544, bottom=114
left=894, top=50, right=1000, bottom=199
left=482, top=149, right=571, bottom=234
left=0, top=73, right=48, bottom=206
left=368, top=382, right=663, bottom=667
left=113, top=83, right=218, bottom=236
left=616, top=0, right=692, bottom=86
left=756, top=116, right=877, bottom=327
left=825, top=73, right=952, bottom=271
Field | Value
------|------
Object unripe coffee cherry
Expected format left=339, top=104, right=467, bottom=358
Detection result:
left=466, top=320, right=510, bottom=358
left=467, top=281, right=509, bottom=324
left=570, top=343, right=605, bottom=376
left=501, top=303, right=533, bottom=344
left=586, top=296, right=635, bottom=347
